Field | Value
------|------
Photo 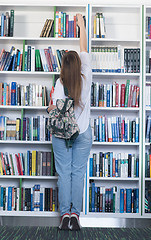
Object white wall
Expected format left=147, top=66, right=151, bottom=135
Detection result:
left=1, top=0, right=151, bottom=6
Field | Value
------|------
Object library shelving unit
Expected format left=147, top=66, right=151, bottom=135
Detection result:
left=87, top=5, right=142, bottom=218
left=142, top=5, right=151, bottom=218
left=0, top=3, right=88, bottom=218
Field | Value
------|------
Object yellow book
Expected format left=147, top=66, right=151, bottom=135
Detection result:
left=16, top=119, right=20, bottom=140
left=0, top=154, right=3, bottom=175
left=32, top=151, right=36, bottom=176
left=94, top=15, right=96, bottom=38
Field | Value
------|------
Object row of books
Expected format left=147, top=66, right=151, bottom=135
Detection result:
left=89, top=183, right=139, bottom=213
left=145, top=116, right=151, bottom=142
left=91, top=46, right=140, bottom=73
left=0, top=46, right=67, bottom=72
left=91, top=80, right=139, bottom=108
left=146, top=16, right=151, bottom=39
left=55, top=12, right=86, bottom=38
left=0, top=10, right=14, bottom=37
left=0, top=185, right=58, bottom=212
left=40, top=19, right=54, bottom=38
left=89, top=152, right=139, bottom=178
left=0, top=82, right=49, bottom=106
left=0, top=116, right=51, bottom=141
left=93, top=12, right=106, bottom=38
left=90, top=116, right=139, bottom=143
left=0, top=151, right=56, bottom=177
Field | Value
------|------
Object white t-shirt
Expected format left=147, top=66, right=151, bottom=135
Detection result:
left=53, top=52, right=92, bottom=134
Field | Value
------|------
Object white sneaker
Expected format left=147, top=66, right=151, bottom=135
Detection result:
left=59, top=213, right=70, bottom=230
left=70, top=213, right=81, bottom=231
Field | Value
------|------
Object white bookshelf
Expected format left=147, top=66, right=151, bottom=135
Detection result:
left=142, top=5, right=151, bottom=217
left=0, top=3, right=88, bottom=217
left=87, top=4, right=142, bottom=218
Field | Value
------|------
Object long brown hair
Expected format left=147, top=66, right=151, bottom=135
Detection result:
left=60, top=51, right=82, bottom=107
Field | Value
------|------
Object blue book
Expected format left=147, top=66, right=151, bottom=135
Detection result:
left=68, top=21, right=71, bottom=38
left=107, top=88, right=110, bottom=107
left=3, top=83, right=7, bottom=105
left=8, top=187, right=12, bottom=211
left=126, top=189, right=132, bottom=213
left=71, top=20, right=74, bottom=38
left=136, top=158, right=139, bottom=177
left=16, top=83, right=18, bottom=105
left=89, top=156, right=93, bottom=177
left=1, top=187, right=3, bottom=209
left=114, top=118, right=118, bottom=142
left=4, top=46, right=15, bottom=71
left=11, top=82, right=16, bottom=105
left=40, top=191, right=43, bottom=211
left=31, top=189, right=34, bottom=211
left=124, top=119, right=128, bottom=142
left=111, top=118, right=115, bottom=142
left=135, top=189, right=139, bottom=213
left=110, top=152, right=113, bottom=177
left=120, top=189, right=124, bottom=213
left=115, top=158, right=118, bottom=177
left=91, top=182, right=95, bottom=212
left=12, top=50, right=17, bottom=71
left=27, top=151, right=30, bottom=176
left=37, top=116, right=40, bottom=141
left=1, top=14, right=4, bottom=37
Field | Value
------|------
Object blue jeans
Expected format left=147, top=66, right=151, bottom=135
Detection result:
left=52, top=124, right=92, bottom=216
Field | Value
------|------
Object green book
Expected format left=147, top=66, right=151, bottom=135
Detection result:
left=35, top=50, right=39, bottom=71
left=63, top=12, right=66, bottom=37
left=54, top=6, right=56, bottom=37
left=9, top=9, right=14, bottom=37
left=37, top=50, right=42, bottom=71
left=22, top=40, right=25, bottom=71
left=125, top=79, right=130, bottom=107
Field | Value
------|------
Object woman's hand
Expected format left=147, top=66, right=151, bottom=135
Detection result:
left=76, top=13, right=84, bottom=28
left=47, top=100, right=56, bottom=113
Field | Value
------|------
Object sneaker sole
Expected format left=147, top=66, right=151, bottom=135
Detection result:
left=59, top=217, right=70, bottom=230
left=70, top=216, right=81, bottom=231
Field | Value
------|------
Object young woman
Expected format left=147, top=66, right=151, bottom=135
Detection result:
left=47, top=14, right=92, bottom=230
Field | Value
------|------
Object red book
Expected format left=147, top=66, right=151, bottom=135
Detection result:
left=15, top=154, right=21, bottom=175
left=44, top=49, right=52, bottom=72
left=1, top=152, right=6, bottom=175
left=17, top=153, right=23, bottom=175
left=58, top=12, right=61, bottom=38
left=66, top=15, right=69, bottom=37
left=136, top=87, right=139, bottom=107
left=112, top=155, right=115, bottom=177
left=115, top=83, right=119, bottom=107
left=124, top=189, right=126, bottom=213
left=121, top=84, right=125, bottom=107
left=19, top=53, right=23, bottom=71
left=128, top=85, right=133, bottom=107
left=0, top=49, right=5, bottom=62
left=74, top=16, right=76, bottom=38
left=100, top=193, right=103, bottom=212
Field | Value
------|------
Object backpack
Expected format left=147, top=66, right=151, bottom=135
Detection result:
left=47, top=87, right=80, bottom=148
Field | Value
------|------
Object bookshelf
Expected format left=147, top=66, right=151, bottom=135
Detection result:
left=0, top=4, right=88, bottom=216
left=1, top=2, right=151, bottom=225
left=143, top=5, right=151, bottom=217
left=87, top=5, right=142, bottom=217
